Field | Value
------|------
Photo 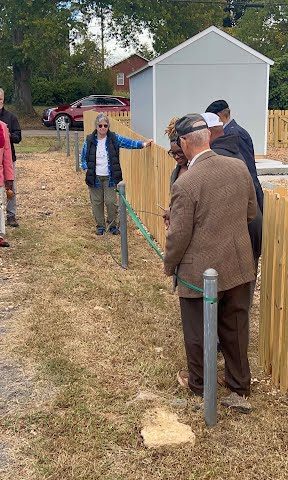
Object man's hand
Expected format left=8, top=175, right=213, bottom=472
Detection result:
left=143, top=139, right=153, bottom=148
left=164, top=265, right=174, bottom=277
left=5, top=180, right=13, bottom=191
left=162, top=209, right=170, bottom=229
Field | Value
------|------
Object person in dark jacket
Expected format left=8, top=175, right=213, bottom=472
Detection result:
left=205, top=99, right=264, bottom=213
left=0, top=88, right=22, bottom=227
left=202, top=112, right=262, bottom=304
left=81, top=113, right=152, bottom=235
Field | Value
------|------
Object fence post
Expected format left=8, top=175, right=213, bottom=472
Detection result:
left=56, top=121, right=61, bottom=149
left=74, top=131, right=80, bottom=171
left=203, top=268, right=218, bottom=427
left=65, top=119, right=70, bottom=157
left=118, top=181, right=128, bottom=269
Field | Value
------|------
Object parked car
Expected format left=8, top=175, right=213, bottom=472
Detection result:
left=42, top=95, right=130, bottom=130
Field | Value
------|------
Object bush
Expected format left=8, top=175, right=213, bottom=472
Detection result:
left=31, top=71, right=113, bottom=106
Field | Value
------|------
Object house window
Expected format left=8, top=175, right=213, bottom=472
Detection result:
left=117, top=72, right=125, bottom=86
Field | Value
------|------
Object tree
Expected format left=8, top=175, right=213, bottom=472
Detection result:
left=231, top=2, right=288, bottom=59
left=269, top=53, right=288, bottom=108
left=102, top=0, right=224, bottom=54
left=0, top=1, right=74, bottom=114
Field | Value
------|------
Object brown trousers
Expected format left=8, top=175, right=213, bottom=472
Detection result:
left=179, top=283, right=251, bottom=397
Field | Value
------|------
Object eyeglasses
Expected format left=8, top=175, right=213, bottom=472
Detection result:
left=168, top=149, right=185, bottom=159
left=98, top=124, right=108, bottom=128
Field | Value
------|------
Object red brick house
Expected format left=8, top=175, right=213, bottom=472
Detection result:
left=110, top=54, right=148, bottom=93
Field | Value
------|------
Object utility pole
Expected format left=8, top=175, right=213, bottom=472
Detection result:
left=100, top=6, right=105, bottom=70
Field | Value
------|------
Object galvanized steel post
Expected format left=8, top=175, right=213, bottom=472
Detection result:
left=65, top=119, right=70, bottom=157
left=203, top=268, right=218, bottom=427
left=56, top=121, right=61, bottom=149
left=118, top=181, right=128, bottom=269
left=74, top=131, right=80, bottom=171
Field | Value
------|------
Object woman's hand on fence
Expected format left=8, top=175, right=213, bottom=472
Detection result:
left=162, top=209, right=170, bottom=229
left=143, top=139, right=153, bottom=148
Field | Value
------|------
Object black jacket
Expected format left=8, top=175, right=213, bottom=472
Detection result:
left=211, top=134, right=245, bottom=161
left=211, top=134, right=262, bottom=260
left=85, top=130, right=122, bottom=187
left=224, top=119, right=263, bottom=213
left=0, top=107, right=22, bottom=162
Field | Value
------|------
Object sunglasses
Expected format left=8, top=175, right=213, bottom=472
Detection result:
left=98, top=124, right=108, bottom=128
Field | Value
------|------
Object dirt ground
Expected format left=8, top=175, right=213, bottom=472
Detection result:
left=0, top=150, right=288, bottom=480
left=267, top=147, right=288, bottom=164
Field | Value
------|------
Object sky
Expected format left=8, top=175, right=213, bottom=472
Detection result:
left=88, top=17, right=153, bottom=66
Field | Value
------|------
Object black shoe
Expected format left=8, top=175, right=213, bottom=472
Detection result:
left=96, top=226, right=105, bottom=235
left=109, top=226, right=120, bottom=235
left=7, top=216, right=19, bottom=227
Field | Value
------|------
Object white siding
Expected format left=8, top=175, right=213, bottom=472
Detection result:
left=130, top=67, right=153, bottom=139
left=155, top=63, right=268, bottom=154
left=158, top=31, right=266, bottom=66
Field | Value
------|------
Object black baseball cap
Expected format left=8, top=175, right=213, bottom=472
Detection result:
left=205, top=100, right=229, bottom=114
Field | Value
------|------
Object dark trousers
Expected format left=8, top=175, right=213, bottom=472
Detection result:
left=179, top=283, right=251, bottom=397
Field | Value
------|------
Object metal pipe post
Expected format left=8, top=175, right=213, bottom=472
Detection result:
left=65, top=120, right=70, bottom=157
left=118, top=181, right=128, bottom=269
left=203, top=268, right=218, bottom=427
left=56, top=122, right=61, bottom=149
left=74, top=131, right=80, bottom=171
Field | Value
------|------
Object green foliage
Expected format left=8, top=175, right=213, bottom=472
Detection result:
left=31, top=71, right=113, bottom=106
left=232, top=4, right=288, bottom=60
left=269, top=54, right=288, bottom=109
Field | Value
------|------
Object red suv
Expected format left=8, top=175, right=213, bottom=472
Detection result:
left=42, top=95, right=130, bottom=130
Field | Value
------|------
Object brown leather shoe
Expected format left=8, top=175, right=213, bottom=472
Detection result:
left=177, top=370, right=189, bottom=388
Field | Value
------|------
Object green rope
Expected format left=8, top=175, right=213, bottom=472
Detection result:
left=117, top=191, right=217, bottom=304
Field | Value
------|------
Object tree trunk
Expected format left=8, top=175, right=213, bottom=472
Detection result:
left=13, top=64, right=36, bottom=115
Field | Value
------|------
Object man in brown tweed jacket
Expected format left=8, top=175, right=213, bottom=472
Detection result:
left=164, top=114, right=257, bottom=404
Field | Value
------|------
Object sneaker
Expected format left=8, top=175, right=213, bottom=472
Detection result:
left=7, top=216, right=19, bottom=227
left=0, top=237, right=9, bottom=247
left=96, top=226, right=105, bottom=236
left=177, top=370, right=189, bottom=388
left=109, top=225, right=120, bottom=235
left=221, top=392, right=252, bottom=413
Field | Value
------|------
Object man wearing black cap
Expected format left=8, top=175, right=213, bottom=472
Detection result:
left=205, top=100, right=263, bottom=213
left=164, top=113, right=257, bottom=410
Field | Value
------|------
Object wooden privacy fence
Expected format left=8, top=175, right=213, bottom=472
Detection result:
left=84, top=110, right=175, bottom=249
left=268, top=110, right=288, bottom=148
left=260, top=184, right=288, bottom=392
left=84, top=111, right=130, bottom=133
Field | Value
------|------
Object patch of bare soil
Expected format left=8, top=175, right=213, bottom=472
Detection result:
left=0, top=151, right=287, bottom=480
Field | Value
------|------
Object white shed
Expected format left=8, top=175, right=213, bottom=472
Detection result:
left=129, top=26, right=274, bottom=155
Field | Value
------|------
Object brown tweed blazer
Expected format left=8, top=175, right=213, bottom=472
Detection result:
left=164, top=150, right=257, bottom=298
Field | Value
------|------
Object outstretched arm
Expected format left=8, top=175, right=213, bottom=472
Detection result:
left=116, top=134, right=153, bottom=149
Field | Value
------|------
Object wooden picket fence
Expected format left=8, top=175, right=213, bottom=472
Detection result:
left=83, top=110, right=175, bottom=250
left=268, top=110, right=288, bottom=148
left=260, top=184, right=288, bottom=392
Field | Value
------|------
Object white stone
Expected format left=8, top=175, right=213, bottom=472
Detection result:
left=141, top=407, right=196, bottom=448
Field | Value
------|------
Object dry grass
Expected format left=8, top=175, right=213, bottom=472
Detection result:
left=0, top=152, right=288, bottom=479
left=267, top=146, right=288, bottom=164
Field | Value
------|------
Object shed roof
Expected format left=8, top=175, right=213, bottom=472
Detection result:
left=110, top=53, right=148, bottom=69
left=129, top=25, right=274, bottom=78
